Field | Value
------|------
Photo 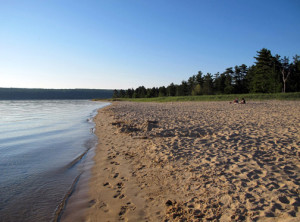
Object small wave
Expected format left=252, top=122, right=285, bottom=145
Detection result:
left=90, top=127, right=95, bottom=134
left=65, top=149, right=90, bottom=170
left=53, top=173, right=82, bottom=222
left=86, top=117, right=93, bottom=123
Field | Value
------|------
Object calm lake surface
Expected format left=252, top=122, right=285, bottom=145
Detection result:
left=0, top=100, right=109, bottom=222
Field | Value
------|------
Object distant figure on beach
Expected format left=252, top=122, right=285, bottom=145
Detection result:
left=240, top=98, right=246, bottom=104
left=230, top=98, right=239, bottom=104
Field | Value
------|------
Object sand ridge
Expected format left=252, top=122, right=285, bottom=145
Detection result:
left=87, top=101, right=300, bottom=221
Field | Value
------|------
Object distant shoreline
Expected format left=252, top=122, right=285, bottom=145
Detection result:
left=0, top=87, right=113, bottom=100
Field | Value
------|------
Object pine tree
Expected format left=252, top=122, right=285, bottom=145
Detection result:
left=135, top=86, right=147, bottom=98
left=223, top=68, right=234, bottom=94
left=233, top=64, right=248, bottom=93
left=287, top=55, right=300, bottom=92
left=112, top=89, right=119, bottom=98
left=176, top=81, right=189, bottom=96
left=281, top=56, right=291, bottom=93
left=187, top=75, right=197, bottom=95
left=167, top=83, right=177, bottom=96
left=202, top=73, right=213, bottom=95
left=196, top=71, right=204, bottom=85
left=158, top=86, right=167, bottom=97
left=192, top=84, right=202, bottom=96
left=250, top=48, right=281, bottom=93
left=213, top=72, right=226, bottom=94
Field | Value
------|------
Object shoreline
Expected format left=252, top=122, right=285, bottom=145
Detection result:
left=86, top=101, right=300, bottom=221
left=86, top=103, right=152, bottom=221
left=58, top=147, right=95, bottom=222
left=58, top=102, right=110, bottom=222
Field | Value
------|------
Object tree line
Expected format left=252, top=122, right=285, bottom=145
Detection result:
left=113, top=48, right=300, bottom=98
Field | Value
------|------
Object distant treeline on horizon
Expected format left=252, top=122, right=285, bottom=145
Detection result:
left=113, top=48, right=300, bottom=98
left=0, top=88, right=114, bottom=100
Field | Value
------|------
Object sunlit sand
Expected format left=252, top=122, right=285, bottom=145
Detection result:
left=87, top=101, right=300, bottom=221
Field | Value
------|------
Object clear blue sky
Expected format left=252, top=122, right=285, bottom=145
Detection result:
left=1, top=0, right=300, bottom=89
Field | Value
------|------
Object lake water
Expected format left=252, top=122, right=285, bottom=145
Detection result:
left=0, top=100, right=109, bottom=222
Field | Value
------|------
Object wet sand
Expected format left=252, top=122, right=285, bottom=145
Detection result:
left=87, top=101, right=300, bottom=221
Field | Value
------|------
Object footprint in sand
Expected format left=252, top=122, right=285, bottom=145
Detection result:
left=278, top=196, right=290, bottom=204
left=113, top=181, right=125, bottom=199
left=119, top=206, right=128, bottom=218
left=88, top=199, right=96, bottom=207
left=116, top=182, right=124, bottom=188
left=266, top=182, right=280, bottom=191
left=103, top=182, right=110, bottom=187
left=110, top=161, right=120, bottom=165
left=113, top=191, right=121, bottom=198
left=99, top=201, right=109, bottom=213
left=113, top=173, right=119, bottom=178
left=107, top=155, right=116, bottom=160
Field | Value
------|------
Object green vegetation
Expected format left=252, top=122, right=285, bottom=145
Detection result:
left=107, top=92, right=300, bottom=102
left=113, top=48, right=300, bottom=99
left=0, top=88, right=113, bottom=100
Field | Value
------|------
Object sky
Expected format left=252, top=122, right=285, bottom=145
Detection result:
left=1, top=0, right=300, bottom=89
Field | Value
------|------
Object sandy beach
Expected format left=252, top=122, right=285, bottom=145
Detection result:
left=86, top=101, right=300, bottom=221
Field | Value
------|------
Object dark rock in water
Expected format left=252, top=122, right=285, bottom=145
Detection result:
left=166, top=200, right=173, bottom=206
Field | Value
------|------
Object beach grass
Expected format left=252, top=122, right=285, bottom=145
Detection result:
left=96, top=92, right=300, bottom=102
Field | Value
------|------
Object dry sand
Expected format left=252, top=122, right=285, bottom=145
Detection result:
left=86, top=101, right=300, bottom=222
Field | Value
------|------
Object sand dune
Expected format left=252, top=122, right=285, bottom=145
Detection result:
left=87, top=101, right=300, bottom=221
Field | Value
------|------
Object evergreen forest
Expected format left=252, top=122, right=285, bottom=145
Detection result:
left=113, top=48, right=300, bottom=99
